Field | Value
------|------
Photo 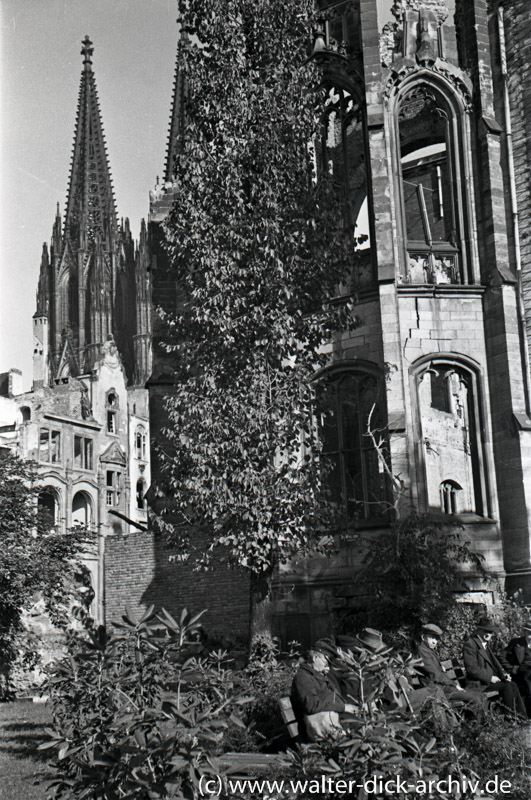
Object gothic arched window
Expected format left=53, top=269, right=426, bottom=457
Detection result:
left=38, top=487, right=59, bottom=529
left=397, top=82, right=471, bottom=285
left=135, top=426, right=146, bottom=460
left=440, top=479, right=462, bottom=515
left=318, top=369, right=386, bottom=524
left=136, top=479, right=146, bottom=510
left=72, top=491, right=93, bottom=527
left=314, top=83, right=374, bottom=292
left=106, top=391, right=118, bottom=434
left=415, top=359, right=488, bottom=516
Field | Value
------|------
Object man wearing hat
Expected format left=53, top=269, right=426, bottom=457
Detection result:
left=462, top=617, right=527, bottom=717
left=417, top=623, right=487, bottom=718
left=353, top=628, right=393, bottom=655
left=500, top=621, right=531, bottom=713
left=291, top=648, right=357, bottom=741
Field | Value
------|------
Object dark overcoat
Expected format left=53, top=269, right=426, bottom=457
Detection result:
left=290, top=664, right=345, bottom=719
left=462, top=635, right=505, bottom=688
left=417, top=642, right=455, bottom=687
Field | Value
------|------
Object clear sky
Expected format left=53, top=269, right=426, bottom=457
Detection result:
left=0, top=0, right=395, bottom=390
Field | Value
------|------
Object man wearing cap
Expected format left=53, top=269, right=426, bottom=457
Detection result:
left=417, top=623, right=487, bottom=719
left=291, top=648, right=357, bottom=741
left=500, top=622, right=531, bottom=713
left=463, top=617, right=527, bottom=717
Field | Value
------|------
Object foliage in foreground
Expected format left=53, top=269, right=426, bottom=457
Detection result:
left=0, top=450, right=88, bottom=689
left=42, top=605, right=531, bottom=799
left=42, top=606, right=250, bottom=799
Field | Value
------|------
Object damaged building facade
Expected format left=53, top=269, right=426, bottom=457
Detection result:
left=1, top=37, right=152, bottom=622
left=4, top=0, right=531, bottom=645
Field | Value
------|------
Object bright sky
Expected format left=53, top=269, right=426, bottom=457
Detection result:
left=0, top=0, right=394, bottom=390
left=0, top=0, right=178, bottom=389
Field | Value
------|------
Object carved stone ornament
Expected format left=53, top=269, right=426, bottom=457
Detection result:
left=101, top=336, right=120, bottom=368
left=100, top=441, right=127, bottom=466
left=384, top=60, right=473, bottom=111
left=392, top=0, right=449, bottom=26
left=380, top=21, right=400, bottom=68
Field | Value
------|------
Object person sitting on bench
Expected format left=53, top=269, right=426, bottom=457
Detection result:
left=290, top=648, right=356, bottom=741
left=417, top=623, right=487, bottom=719
left=499, top=620, right=531, bottom=716
left=463, top=617, right=527, bottom=718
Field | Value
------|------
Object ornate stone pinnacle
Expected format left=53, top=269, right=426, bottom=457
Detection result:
left=81, top=35, right=93, bottom=67
left=392, top=0, right=449, bottom=25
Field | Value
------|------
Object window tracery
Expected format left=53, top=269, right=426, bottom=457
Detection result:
left=318, top=370, right=387, bottom=524
left=416, top=360, right=487, bottom=515
left=396, top=81, right=472, bottom=285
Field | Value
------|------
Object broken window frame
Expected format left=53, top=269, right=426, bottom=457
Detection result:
left=395, top=81, right=473, bottom=286
left=39, top=427, right=61, bottom=464
left=314, top=81, right=375, bottom=294
left=413, top=357, right=490, bottom=517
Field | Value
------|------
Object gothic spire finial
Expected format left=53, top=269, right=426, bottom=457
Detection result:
left=164, top=37, right=186, bottom=183
left=81, top=35, right=93, bottom=69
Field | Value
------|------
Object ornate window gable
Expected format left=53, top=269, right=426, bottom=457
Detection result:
left=100, top=440, right=127, bottom=467
left=388, top=68, right=477, bottom=287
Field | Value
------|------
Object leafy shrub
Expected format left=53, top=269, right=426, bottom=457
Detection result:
left=452, top=710, right=531, bottom=800
left=225, top=634, right=299, bottom=753
left=245, top=641, right=474, bottom=800
left=41, top=606, right=250, bottom=799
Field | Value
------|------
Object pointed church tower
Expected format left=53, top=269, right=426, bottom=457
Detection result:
left=147, top=37, right=184, bottom=383
left=48, top=36, right=121, bottom=380
left=32, top=243, right=50, bottom=388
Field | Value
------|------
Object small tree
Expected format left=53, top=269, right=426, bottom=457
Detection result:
left=156, top=0, right=362, bottom=634
left=0, top=450, right=88, bottom=687
left=355, top=512, right=488, bottom=641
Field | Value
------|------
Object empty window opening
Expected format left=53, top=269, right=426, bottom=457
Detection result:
left=399, top=86, right=462, bottom=285
left=72, top=491, right=92, bottom=527
left=39, top=428, right=61, bottom=463
left=136, top=479, right=146, bottom=510
left=106, top=470, right=122, bottom=507
left=74, top=436, right=93, bottom=470
left=135, top=427, right=146, bottom=460
left=418, top=364, right=484, bottom=515
left=38, top=488, right=58, bottom=528
left=318, top=371, right=387, bottom=524
left=440, top=479, right=462, bottom=515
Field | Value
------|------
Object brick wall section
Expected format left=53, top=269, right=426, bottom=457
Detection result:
left=104, top=531, right=250, bottom=642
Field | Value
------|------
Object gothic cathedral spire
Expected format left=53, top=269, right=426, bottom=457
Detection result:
left=40, top=37, right=137, bottom=385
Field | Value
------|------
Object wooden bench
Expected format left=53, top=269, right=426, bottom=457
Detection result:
left=440, top=659, right=498, bottom=699
left=278, top=696, right=299, bottom=739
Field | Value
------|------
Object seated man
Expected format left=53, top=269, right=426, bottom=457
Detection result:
left=417, top=623, right=487, bottom=719
left=463, top=617, right=527, bottom=718
left=500, top=621, right=531, bottom=714
left=291, top=648, right=356, bottom=741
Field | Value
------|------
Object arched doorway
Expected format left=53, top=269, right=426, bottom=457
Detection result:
left=72, top=491, right=93, bottom=527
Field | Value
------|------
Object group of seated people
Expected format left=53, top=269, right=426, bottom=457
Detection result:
left=290, top=617, right=531, bottom=741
